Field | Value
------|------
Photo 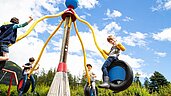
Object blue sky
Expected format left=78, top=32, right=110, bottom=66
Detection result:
left=0, top=0, right=171, bottom=82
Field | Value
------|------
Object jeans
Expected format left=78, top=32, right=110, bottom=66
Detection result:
left=0, top=43, right=9, bottom=53
left=101, top=56, right=117, bottom=76
left=84, top=81, right=97, bottom=96
left=20, top=74, right=35, bottom=92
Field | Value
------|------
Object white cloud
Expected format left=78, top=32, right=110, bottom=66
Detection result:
left=122, top=16, right=133, bottom=22
left=106, top=9, right=122, bottom=18
left=78, top=0, right=99, bottom=9
left=153, top=27, right=171, bottom=41
left=119, top=54, right=149, bottom=81
left=133, top=69, right=152, bottom=78
left=164, top=0, right=171, bottom=10
left=0, top=0, right=34, bottom=22
left=79, top=12, right=92, bottom=20
left=80, top=15, right=86, bottom=19
left=154, top=51, right=167, bottom=57
left=119, top=54, right=144, bottom=69
left=103, top=22, right=121, bottom=33
left=152, top=0, right=171, bottom=11
left=84, top=12, right=91, bottom=17
left=9, top=36, right=46, bottom=67
left=122, top=32, right=147, bottom=46
left=35, top=0, right=60, bottom=14
left=0, top=0, right=63, bottom=23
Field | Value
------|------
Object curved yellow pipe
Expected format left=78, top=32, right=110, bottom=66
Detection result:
left=74, top=13, right=107, bottom=60
left=9, top=11, right=65, bottom=47
left=28, top=20, right=64, bottom=77
left=73, top=22, right=91, bottom=86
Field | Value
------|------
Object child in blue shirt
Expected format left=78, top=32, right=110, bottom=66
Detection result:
left=0, top=16, right=33, bottom=62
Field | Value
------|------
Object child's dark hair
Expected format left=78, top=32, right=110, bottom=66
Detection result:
left=87, top=64, right=92, bottom=67
left=29, top=57, right=35, bottom=62
left=10, top=17, right=19, bottom=24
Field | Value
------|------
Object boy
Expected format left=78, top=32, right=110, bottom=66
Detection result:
left=0, top=16, right=33, bottom=62
left=84, top=64, right=97, bottom=96
left=99, top=35, right=125, bottom=88
left=19, top=57, right=39, bottom=96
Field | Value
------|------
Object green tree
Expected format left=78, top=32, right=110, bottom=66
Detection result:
left=134, top=72, right=141, bottom=87
left=144, top=77, right=150, bottom=89
left=149, top=71, right=169, bottom=93
left=36, top=68, right=56, bottom=86
left=45, top=68, right=56, bottom=86
left=68, top=71, right=77, bottom=88
left=80, top=74, right=87, bottom=87
left=0, top=61, right=22, bottom=85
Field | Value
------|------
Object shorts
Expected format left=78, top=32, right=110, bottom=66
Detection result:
left=0, top=43, right=9, bottom=53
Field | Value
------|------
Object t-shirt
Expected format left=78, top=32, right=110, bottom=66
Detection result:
left=109, top=42, right=120, bottom=57
left=83, top=70, right=96, bottom=82
left=22, top=63, right=32, bottom=75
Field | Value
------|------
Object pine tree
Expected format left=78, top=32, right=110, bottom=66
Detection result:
left=149, top=71, right=169, bottom=93
left=77, top=73, right=86, bottom=87
left=144, top=77, right=150, bottom=89
left=134, top=72, right=141, bottom=87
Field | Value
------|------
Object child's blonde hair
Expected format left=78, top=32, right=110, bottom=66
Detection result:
left=107, top=35, right=115, bottom=42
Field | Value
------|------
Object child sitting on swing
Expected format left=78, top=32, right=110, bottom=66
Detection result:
left=99, top=35, right=126, bottom=88
left=19, top=57, right=39, bottom=96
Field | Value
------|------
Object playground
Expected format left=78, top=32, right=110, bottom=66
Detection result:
left=2, top=1, right=171, bottom=96
left=1, top=0, right=171, bottom=95
left=0, top=0, right=134, bottom=96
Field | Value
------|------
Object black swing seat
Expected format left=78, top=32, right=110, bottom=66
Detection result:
left=84, top=82, right=98, bottom=96
left=107, top=60, right=133, bottom=92
left=17, top=78, right=31, bottom=94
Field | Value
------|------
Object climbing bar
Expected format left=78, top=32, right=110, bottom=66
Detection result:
left=9, top=11, right=65, bottom=47
left=73, top=22, right=91, bottom=86
left=73, top=12, right=108, bottom=60
left=28, top=20, right=64, bottom=77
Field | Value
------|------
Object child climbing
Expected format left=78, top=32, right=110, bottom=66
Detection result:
left=0, top=16, right=33, bottom=62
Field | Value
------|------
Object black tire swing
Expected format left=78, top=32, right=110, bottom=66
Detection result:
left=107, top=60, right=133, bottom=92
left=17, top=78, right=31, bottom=94
left=84, top=83, right=98, bottom=96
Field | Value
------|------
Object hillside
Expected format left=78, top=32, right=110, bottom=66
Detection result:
left=0, top=61, right=22, bottom=85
